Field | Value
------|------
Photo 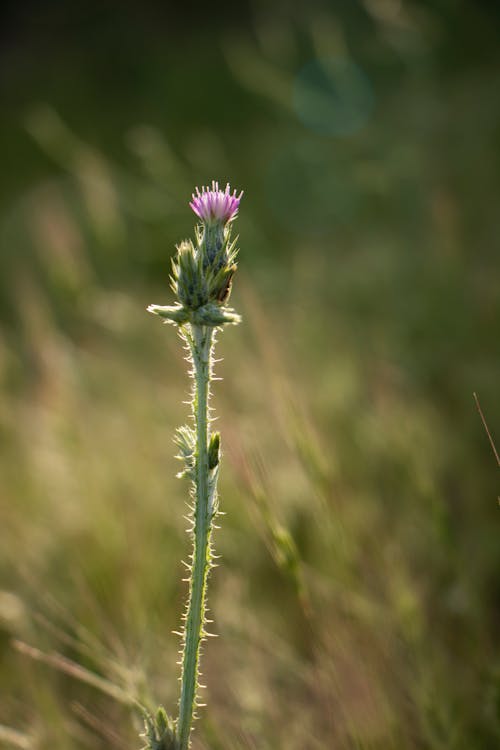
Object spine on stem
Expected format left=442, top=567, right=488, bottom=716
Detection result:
left=146, top=182, right=243, bottom=750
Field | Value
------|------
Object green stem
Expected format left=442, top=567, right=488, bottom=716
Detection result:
left=177, top=324, right=213, bottom=750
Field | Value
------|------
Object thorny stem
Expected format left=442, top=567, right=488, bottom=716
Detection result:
left=177, top=324, right=214, bottom=750
left=147, top=181, right=242, bottom=750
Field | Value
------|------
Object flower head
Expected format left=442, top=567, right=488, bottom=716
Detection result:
left=189, top=181, right=243, bottom=225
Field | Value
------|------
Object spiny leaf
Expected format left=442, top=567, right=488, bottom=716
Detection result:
left=174, top=425, right=196, bottom=479
left=140, top=706, right=178, bottom=750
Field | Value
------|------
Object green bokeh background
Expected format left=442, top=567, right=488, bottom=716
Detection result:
left=1, top=2, right=499, bottom=749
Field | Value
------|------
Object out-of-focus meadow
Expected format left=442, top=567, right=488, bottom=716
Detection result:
left=1, top=1, right=499, bottom=748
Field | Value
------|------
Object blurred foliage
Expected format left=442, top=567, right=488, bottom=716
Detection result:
left=0, top=1, right=499, bottom=749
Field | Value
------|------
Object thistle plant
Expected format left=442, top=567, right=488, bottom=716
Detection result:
left=146, top=182, right=243, bottom=750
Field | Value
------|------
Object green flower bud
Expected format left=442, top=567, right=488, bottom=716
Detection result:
left=191, top=303, right=241, bottom=327
left=208, top=432, right=220, bottom=470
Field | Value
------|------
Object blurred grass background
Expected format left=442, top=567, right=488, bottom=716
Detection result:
left=0, top=1, right=499, bottom=748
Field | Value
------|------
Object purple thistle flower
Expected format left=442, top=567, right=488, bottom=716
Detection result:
left=190, top=181, right=243, bottom=225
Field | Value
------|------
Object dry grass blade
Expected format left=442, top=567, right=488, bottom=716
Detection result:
left=473, top=392, right=500, bottom=467
left=0, top=725, right=32, bottom=750
left=71, top=702, right=127, bottom=749
left=12, top=639, right=135, bottom=707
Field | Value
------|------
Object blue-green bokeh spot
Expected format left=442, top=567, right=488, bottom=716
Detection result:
left=293, top=58, right=374, bottom=136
